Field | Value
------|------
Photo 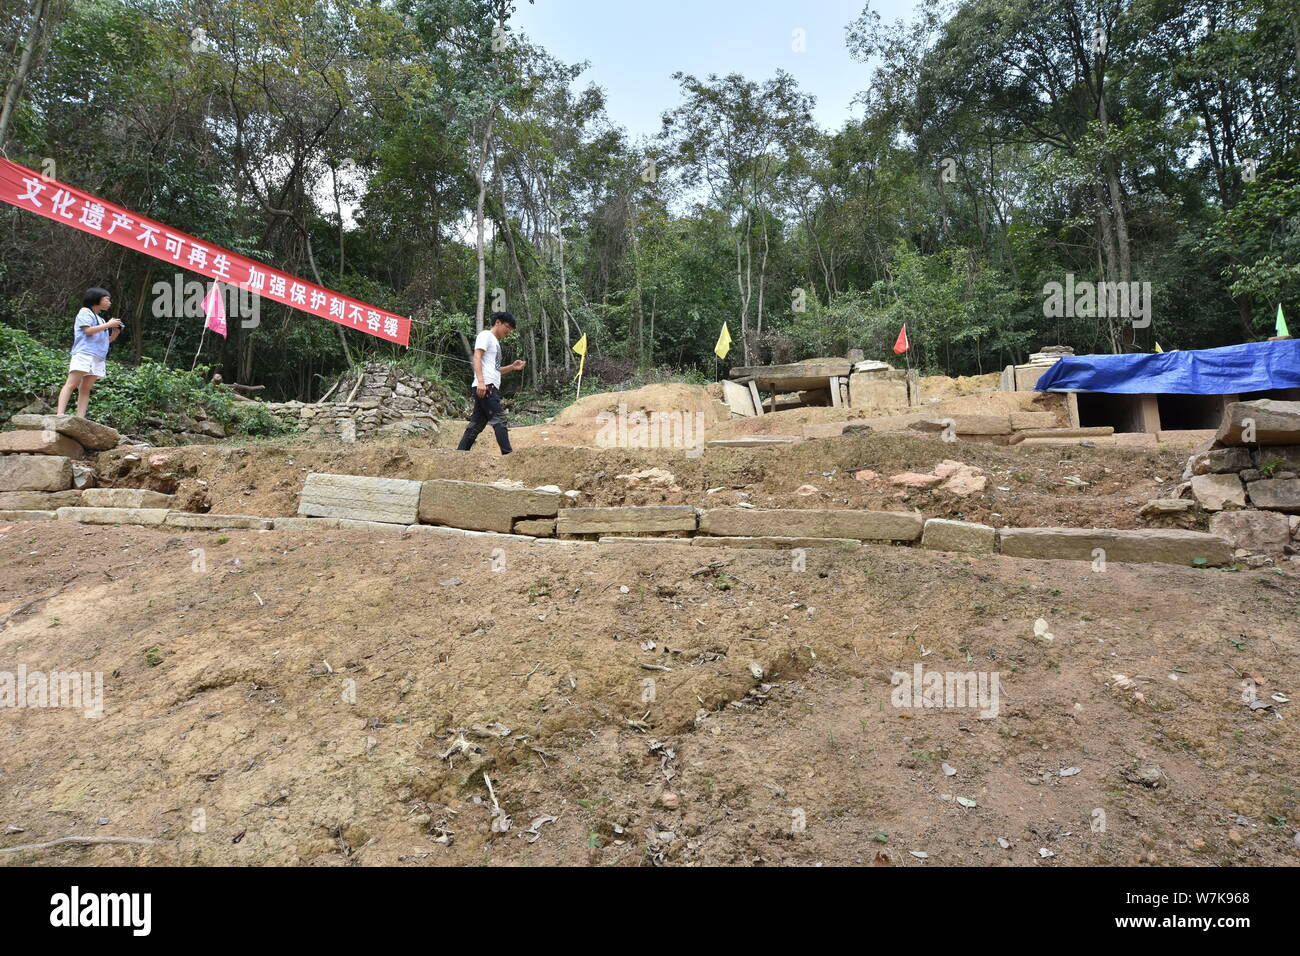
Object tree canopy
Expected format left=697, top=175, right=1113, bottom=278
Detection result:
left=1, top=0, right=1296, bottom=400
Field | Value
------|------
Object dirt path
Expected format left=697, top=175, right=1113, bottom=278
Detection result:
left=2, top=521, right=1296, bottom=866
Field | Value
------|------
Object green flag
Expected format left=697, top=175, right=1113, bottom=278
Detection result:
left=1278, top=304, right=1291, bottom=338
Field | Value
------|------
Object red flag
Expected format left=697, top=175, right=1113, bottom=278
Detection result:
left=203, top=282, right=227, bottom=338
left=892, top=324, right=910, bottom=355
left=0, top=157, right=409, bottom=346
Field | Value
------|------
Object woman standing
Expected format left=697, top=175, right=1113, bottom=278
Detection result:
left=56, top=287, right=121, bottom=418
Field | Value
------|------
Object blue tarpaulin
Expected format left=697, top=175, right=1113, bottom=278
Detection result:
left=1034, top=339, right=1300, bottom=394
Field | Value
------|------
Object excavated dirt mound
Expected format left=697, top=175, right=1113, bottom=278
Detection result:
left=1, top=521, right=1296, bottom=865
left=95, top=433, right=1194, bottom=531
left=525, top=378, right=1042, bottom=448
left=918, top=373, right=1003, bottom=400
left=553, top=383, right=727, bottom=424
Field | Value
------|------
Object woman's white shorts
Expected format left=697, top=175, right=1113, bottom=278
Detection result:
left=69, top=353, right=107, bottom=378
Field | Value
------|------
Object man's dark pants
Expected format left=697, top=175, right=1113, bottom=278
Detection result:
left=456, top=385, right=512, bottom=454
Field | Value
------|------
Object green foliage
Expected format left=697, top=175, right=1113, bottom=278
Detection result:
left=0, top=324, right=291, bottom=437
left=1, top=0, right=1295, bottom=394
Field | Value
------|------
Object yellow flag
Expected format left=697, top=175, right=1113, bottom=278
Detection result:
left=1154, top=342, right=1163, bottom=353
left=714, top=323, right=732, bottom=359
left=572, top=333, right=587, bottom=357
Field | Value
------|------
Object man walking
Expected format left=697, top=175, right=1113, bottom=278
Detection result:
left=456, top=311, right=525, bottom=455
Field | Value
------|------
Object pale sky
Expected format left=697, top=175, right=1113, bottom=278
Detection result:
left=510, top=0, right=922, bottom=141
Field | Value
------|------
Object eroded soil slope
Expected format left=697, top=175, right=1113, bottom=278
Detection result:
left=1, top=520, right=1297, bottom=866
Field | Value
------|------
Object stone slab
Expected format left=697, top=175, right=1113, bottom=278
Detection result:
left=1138, top=499, right=1196, bottom=518
left=0, top=509, right=55, bottom=521
left=1254, top=446, right=1300, bottom=472
left=0, top=455, right=73, bottom=492
left=0, top=490, right=82, bottom=510
left=1009, top=412, right=1059, bottom=430
left=8, top=414, right=120, bottom=450
left=705, top=437, right=800, bottom=448
left=1209, top=510, right=1292, bottom=553
left=1017, top=436, right=1118, bottom=447
left=274, top=517, right=402, bottom=532
left=730, top=361, right=853, bottom=391
left=920, top=518, right=997, bottom=554
left=403, top=524, right=534, bottom=541
left=910, top=415, right=1013, bottom=436
left=699, top=507, right=923, bottom=541
left=848, top=373, right=908, bottom=410
left=513, top=518, right=556, bottom=537
left=55, top=507, right=169, bottom=526
left=1009, top=427, right=1114, bottom=444
left=1216, top=399, right=1300, bottom=446
left=1013, top=364, right=1053, bottom=391
left=418, top=478, right=562, bottom=533
left=597, top=536, right=695, bottom=546
left=0, top=430, right=84, bottom=457
left=557, top=506, right=698, bottom=536
left=1202, top=447, right=1253, bottom=474
left=721, top=379, right=758, bottom=416
left=298, top=473, right=421, bottom=525
left=163, top=513, right=273, bottom=530
left=1190, top=473, right=1246, bottom=511
left=998, top=527, right=1231, bottom=566
left=81, top=488, right=175, bottom=509
left=690, top=535, right=861, bottom=551
left=1246, top=478, right=1300, bottom=513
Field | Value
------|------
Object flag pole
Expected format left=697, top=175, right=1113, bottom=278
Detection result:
left=191, top=325, right=206, bottom=372
left=573, top=331, right=587, bottom=400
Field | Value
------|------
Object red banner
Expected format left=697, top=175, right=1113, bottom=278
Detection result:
left=0, top=158, right=410, bottom=346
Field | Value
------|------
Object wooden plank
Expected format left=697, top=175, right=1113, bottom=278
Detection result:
left=748, top=380, right=764, bottom=416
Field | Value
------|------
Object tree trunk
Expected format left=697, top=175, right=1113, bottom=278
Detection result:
left=472, top=109, right=498, bottom=333
left=0, top=0, right=48, bottom=147
left=539, top=176, right=572, bottom=368
left=756, top=212, right=769, bottom=343
left=332, top=161, right=346, bottom=278
left=498, top=178, right=538, bottom=363
left=131, top=269, right=150, bottom=364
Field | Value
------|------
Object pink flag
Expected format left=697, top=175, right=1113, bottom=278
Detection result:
left=203, top=282, right=227, bottom=338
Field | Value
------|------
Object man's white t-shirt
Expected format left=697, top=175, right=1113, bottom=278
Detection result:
left=473, top=329, right=501, bottom=388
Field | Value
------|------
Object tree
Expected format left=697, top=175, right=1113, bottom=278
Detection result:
left=661, top=71, right=816, bottom=364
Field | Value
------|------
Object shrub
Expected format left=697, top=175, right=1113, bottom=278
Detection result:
left=0, top=323, right=292, bottom=437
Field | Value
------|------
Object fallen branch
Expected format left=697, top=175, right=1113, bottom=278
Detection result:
left=315, top=378, right=343, bottom=404
left=0, top=835, right=159, bottom=855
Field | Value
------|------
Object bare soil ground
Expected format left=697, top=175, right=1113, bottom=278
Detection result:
left=3, top=385, right=1297, bottom=866
left=1, top=520, right=1297, bottom=866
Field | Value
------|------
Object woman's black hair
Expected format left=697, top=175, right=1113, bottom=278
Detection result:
left=83, top=287, right=111, bottom=308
